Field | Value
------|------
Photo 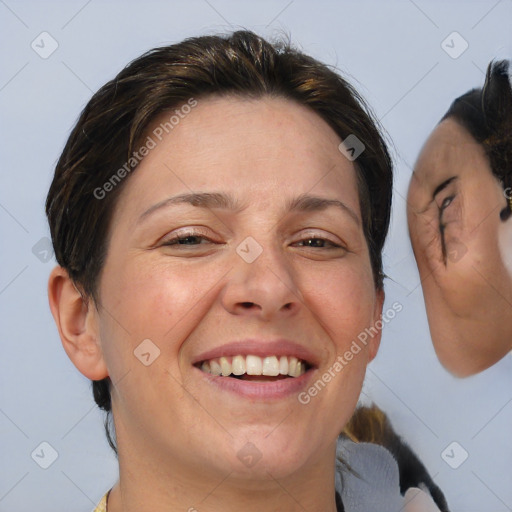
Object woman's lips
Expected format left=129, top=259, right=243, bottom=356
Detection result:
left=191, top=338, right=319, bottom=368
left=191, top=339, right=319, bottom=400
left=194, top=364, right=315, bottom=400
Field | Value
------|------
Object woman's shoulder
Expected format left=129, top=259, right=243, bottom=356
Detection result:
left=336, top=405, right=450, bottom=512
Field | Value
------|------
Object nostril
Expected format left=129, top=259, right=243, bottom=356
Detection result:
left=240, top=302, right=255, bottom=308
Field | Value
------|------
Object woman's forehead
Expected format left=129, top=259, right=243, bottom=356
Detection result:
left=118, top=96, right=360, bottom=219
left=145, top=95, right=343, bottom=160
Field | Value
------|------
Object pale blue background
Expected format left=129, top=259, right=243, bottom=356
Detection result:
left=1, top=1, right=511, bottom=511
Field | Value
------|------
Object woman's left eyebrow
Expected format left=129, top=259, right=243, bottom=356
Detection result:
left=287, top=194, right=360, bottom=225
left=137, top=191, right=359, bottom=225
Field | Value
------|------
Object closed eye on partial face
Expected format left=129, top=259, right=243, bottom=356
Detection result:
left=433, top=176, right=459, bottom=263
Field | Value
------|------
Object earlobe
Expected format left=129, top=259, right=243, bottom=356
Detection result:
left=48, top=266, right=108, bottom=380
left=368, top=288, right=385, bottom=363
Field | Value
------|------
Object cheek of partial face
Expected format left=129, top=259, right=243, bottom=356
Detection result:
left=498, top=221, right=512, bottom=278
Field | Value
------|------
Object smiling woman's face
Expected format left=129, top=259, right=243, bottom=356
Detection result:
left=408, top=118, right=512, bottom=377
left=89, top=95, right=382, bottom=482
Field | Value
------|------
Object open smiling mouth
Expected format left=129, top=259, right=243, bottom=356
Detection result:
left=195, top=355, right=311, bottom=381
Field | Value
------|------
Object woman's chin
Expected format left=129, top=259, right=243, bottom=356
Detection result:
left=200, top=436, right=323, bottom=482
left=227, top=452, right=314, bottom=483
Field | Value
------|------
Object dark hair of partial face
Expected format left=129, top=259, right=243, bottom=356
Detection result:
left=441, top=59, right=512, bottom=220
left=45, top=30, right=393, bottom=453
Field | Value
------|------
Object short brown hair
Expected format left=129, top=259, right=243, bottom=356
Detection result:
left=46, top=30, right=393, bottom=450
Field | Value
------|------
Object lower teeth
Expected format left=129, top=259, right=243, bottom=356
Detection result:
left=230, top=374, right=288, bottom=380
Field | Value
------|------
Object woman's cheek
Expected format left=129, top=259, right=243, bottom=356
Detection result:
left=311, top=262, right=376, bottom=339
left=118, top=257, right=202, bottom=325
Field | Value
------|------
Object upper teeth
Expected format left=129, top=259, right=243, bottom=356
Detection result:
left=200, top=355, right=307, bottom=378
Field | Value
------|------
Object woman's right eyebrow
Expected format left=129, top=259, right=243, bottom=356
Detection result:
left=137, top=192, right=246, bottom=224
left=433, top=176, right=458, bottom=199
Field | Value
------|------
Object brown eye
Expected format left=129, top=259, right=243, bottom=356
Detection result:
left=161, top=228, right=217, bottom=248
left=166, top=235, right=208, bottom=246
left=297, top=238, right=337, bottom=248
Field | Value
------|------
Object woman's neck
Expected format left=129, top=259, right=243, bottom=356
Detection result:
left=107, top=439, right=339, bottom=512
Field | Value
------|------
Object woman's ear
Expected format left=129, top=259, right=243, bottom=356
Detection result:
left=368, top=288, right=385, bottom=363
left=48, top=266, right=108, bottom=380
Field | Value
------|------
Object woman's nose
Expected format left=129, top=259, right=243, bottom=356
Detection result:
left=219, top=240, right=302, bottom=321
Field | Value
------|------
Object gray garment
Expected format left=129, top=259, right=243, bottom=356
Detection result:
left=335, top=436, right=405, bottom=512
